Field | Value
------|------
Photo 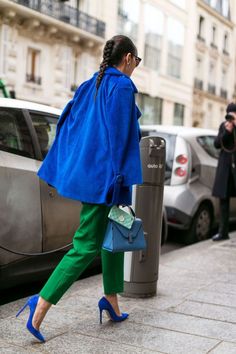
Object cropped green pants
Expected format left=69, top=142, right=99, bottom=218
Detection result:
left=40, top=203, right=124, bottom=305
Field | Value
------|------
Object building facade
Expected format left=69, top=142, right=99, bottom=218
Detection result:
left=0, top=0, right=107, bottom=107
left=193, top=0, right=235, bottom=129
left=0, top=0, right=235, bottom=128
left=112, top=0, right=195, bottom=127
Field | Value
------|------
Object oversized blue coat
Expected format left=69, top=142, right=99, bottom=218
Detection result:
left=37, top=67, right=143, bottom=206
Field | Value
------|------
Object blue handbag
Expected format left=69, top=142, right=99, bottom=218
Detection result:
left=102, top=206, right=146, bottom=253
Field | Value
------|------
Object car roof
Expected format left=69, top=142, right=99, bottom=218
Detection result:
left=141, top=124, right=217, bottom=137
left=0, top=98, right=62, bottom=116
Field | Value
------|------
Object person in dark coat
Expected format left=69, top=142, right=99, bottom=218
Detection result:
left=16, top=35, right=143, bottom=342
left=212, top=102, right=236, bottom=241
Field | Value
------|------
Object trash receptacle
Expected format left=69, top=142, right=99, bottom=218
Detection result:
left=123, top=136, right=166, bottom=297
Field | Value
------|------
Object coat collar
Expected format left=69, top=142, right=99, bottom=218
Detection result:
left=94, top=66, right=138, bottom=93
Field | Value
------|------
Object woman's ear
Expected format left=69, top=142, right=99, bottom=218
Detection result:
left=125, top=53, right=132, bottom=65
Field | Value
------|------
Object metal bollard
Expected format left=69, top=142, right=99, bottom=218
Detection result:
left=123, top=136, right=166, bottom=297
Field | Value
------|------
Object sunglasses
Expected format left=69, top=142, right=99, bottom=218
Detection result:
left=134, top=55, right=142, bottom=67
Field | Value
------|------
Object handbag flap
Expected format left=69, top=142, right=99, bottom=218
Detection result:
left=112, top=218, right=142, bottom=241
left=108, top=206, right=134, bottom=229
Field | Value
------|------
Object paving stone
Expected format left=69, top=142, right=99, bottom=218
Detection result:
left=41, top=332, right=159, bottom=354
left=0, top=316, right=67, bottom=347
left=171, top=300, right=236, bottom=324
left=0, top=298, right=26, bottom=320
left=188, top=290, right=236, bottom=308
left=204, top=282, right=236, bottom=295
left=0, top=338, right=42, bottom=353
left=129, top=307, right=236, bottom=342
left=72, top=319, right=219, bottom=354
left=209, top=341, right=236, bottom=354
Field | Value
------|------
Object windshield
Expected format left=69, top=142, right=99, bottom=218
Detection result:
left=141, top=130, right=176, bottom=185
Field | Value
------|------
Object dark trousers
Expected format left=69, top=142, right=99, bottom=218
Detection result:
left=218, top=198, right=230, bottom=237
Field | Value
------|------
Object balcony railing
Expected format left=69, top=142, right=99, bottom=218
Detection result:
left=26, top=73, right=42, bottom=85
left=208, top=83, right=216, bottom=95
left=220, top=88, right=228, bottom=99
left=194, top=78, right=203, bottom=90
left=12, top=0, right=105, bottom=38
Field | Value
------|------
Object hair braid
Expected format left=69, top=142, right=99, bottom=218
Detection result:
left=94, top=35, right=137, bottom=99
left=95, top=39, right=114, bottom=97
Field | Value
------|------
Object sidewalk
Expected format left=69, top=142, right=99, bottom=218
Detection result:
left=1, top=233, right=236, bottom=354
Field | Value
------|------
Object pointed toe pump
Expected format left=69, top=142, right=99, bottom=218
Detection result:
left=98, top=296, right=129, bottom=324
left=16, top=294, right=45, bottom=343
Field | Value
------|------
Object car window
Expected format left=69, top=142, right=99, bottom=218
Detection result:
left=29, top=111, right=58, bottom=159
left=197, top=135, right=219, bottom=159
left=141, top=130, right=176, bottom=185
left=0, top=108, right=34, bottom=158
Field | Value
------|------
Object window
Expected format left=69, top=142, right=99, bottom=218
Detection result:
left=30, top=112, right=58, bottom=159
left=198, top=16, right=205, bottom=40
left=167, top=18, right=184, bottom=79
left=137, top=93, right=162, bottom=125
left=117, top=0, right=140, bottom=42
left=220, top=67, right=228, bottom=99
left=61, top=46, right=73, bottom=91
left=71, top=50, right=80, bottom=91
left=173, top=103, right=185, bottom=125
left=26, top=48, right=41, bottom=85
left=195, top=56, right=204, bottom=89
left=0, top=24, right=9, bottom=76
left=0, top=108, right=34, bottom=158
left=197, top=136, right=219, bottom=159
left=211, top=25, right=217, bottom=47
left=144, top=5, right=163, bottom=71
left=206, top=0, right=230, bottom=19
left=223, top=32, right=229, bottom=53
left=208, top=61, right=216, bottom=94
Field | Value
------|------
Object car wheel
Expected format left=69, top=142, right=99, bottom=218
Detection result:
left=185, top=203, right=213, bottom=244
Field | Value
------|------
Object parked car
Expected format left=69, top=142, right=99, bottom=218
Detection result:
left=0, top=98, right=167, bottom=289
left=141, top=125, right=236, bottom=244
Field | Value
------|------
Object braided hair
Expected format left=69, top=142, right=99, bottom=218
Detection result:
left=95, top=35, right=137, bottom=98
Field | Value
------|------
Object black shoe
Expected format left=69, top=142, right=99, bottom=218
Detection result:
left=212, top=234, right=230, bottom=241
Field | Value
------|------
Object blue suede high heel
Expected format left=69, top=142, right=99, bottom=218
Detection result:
left=98, top=296, right=129, bottom=324
left=16, top=294, right=45, bottom=343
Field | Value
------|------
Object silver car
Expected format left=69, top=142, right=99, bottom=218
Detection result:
left=0, top=99, right=167, bottom=289
left=141, top=125, right=236, bottom=244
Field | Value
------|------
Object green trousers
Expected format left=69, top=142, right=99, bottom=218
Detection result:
left=40, top=203, right=124, bottom=305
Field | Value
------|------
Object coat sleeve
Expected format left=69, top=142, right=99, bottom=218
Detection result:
left=106, top=81, right=142, bottom=187
left=214, top=122, right=233, bottom=149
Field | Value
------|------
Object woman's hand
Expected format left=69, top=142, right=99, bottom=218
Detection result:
left=224, top=120, right=234, bottom=132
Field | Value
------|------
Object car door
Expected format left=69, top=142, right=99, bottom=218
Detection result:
left=28, top=110, right=81, bottom=252
left=0, top=107, right=42, bottom=267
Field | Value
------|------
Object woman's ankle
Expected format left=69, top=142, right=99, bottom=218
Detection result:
left=32, top=297, right=51, bottom=330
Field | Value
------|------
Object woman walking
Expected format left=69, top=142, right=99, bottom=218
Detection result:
left=16, top=35, right=143, bottom=342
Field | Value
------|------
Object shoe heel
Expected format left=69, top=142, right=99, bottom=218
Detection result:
left=99, top=309, right=103, bottom=324
left=16, top=302, right=28, bottom=318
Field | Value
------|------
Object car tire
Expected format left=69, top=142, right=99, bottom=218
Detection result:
left=184, top=203, right=213, bottom=244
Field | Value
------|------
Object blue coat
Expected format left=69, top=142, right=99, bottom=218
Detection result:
left=37, top=67, right=143, bottom=206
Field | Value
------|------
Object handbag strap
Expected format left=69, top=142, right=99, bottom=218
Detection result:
left=220, top=129, right=236, bottom=153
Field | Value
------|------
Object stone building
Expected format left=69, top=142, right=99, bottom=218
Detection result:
left=193, top=0, right=235, bottom=129
left=0, top=0, right=235, bottom=128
